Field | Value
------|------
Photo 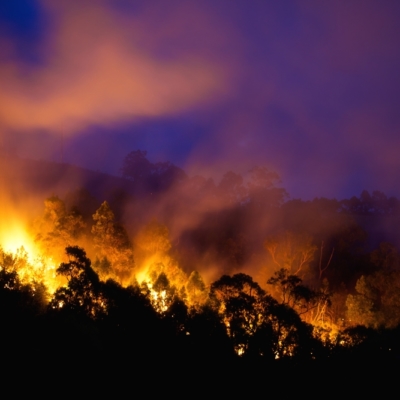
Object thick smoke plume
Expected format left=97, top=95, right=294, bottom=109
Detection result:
left=0, top=0, right=229, bottom=136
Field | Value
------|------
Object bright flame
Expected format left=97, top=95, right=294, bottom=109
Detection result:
left=0, top=219, right=37, bottom=257
left=0, top=217, right=64, bottom=294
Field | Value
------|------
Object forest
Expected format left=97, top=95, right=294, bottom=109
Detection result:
left=1, top=150, right=400, bottom=379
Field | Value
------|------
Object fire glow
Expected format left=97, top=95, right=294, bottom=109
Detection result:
left=1, top=181, right=397, bottom=361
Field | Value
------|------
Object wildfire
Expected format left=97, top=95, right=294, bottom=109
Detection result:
left=0, top=206, right=351, bottom=359
left=135, top=257, right=187, bottom=313
left=0, top=219, right=37, bottom=256
left=0, top=218, right=63, bottom=294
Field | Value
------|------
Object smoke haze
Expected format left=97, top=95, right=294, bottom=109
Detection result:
left=0, top=0, right=399, bottom=199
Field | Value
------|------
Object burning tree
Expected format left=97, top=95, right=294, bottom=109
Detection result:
left=346, top=269, right=400, bottom=328
left=91, top=201, right=134, bottom=284
left=33, top=196, right=86, bottom=262
left=267, top=268, right=331, bottom=327
left=186, top=270, right=208, bottom=308
left=0, top=246, right=48, bottom=319
left=264, top=231, right=317, bottom=278
left=134, top=219, right=172, bottom=258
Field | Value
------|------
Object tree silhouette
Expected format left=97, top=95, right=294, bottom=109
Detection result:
left=267, top=268, right=331, bottom=326
left=210, top=273, right=267, bottom=356
left=121, top=150, right=187, bottom=193
left=49, top=246, right=103, bottom=318
left=120, top=150, right=152, bottom=182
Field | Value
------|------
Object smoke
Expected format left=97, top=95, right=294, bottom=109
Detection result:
left=2, top=0, right=400, bottom=199
left=0, top=0, right=230, bottom=136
